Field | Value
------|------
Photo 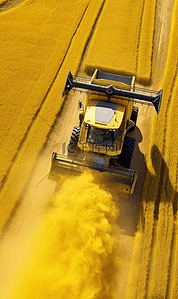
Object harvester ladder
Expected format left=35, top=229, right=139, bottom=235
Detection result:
left=79, top=125, right=88, bottom=144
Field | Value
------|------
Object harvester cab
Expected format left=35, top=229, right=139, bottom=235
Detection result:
left=51, top=69, right=162, bottom=194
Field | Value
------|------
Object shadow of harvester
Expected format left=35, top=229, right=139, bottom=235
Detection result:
left=106, top=135, right=178, bottom=237
left=115, top=126, right=145, bottom=236
left=136, top=144, right=178, bottom=232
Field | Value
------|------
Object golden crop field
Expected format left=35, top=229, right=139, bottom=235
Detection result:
left=0, top=0, right=104, bottom=232
left=85, top=0, right=156, bottom=84
left=0, top=0, right=178, bottom=298
left=0, top=0, right=90, bottom=184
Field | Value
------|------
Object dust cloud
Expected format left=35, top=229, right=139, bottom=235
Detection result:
left=4, top=171, right=122, bottom=299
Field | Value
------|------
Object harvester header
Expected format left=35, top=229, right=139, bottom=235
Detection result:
left=62, top=71, right=162, bottom=114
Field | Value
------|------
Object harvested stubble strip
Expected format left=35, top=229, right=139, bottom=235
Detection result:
left=126, top=0, right=178, bottom=297
left=147, top=197, right=174, bottom=298
left=164, top=37, right=178, bottom=299
left=125, top=168, right=160, bottom=299
left=0, top=0, right=90, bottom=185
left=148, top=83, right=178, bottom=298
left=125, top=123, right=164, bottom=299
left=84, top=0, right=156, bottom=84
left=147, top=0, right=178, bottom=295
left=125, top=128, right=174, bottom=299
left=167, top=107, right=178, bottom=299
left=0, top=0, right=105, bottom=232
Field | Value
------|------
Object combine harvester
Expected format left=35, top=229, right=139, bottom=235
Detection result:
left=50, top=69, right=162, bottom=194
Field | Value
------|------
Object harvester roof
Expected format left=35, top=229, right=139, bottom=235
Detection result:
left=84, top=99, right=125, bottom=129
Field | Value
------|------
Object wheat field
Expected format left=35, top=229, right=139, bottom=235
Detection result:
left=0, top=0, right=177, bottom=298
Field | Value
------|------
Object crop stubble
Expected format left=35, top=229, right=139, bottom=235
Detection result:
left=126, top=0, right=178, bottom=297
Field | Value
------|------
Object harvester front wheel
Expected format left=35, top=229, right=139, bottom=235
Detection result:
left=114, top=136, right=135, bottom=169
left=68, top=126, right=81, bottom=157
left=130, top=107, right=139, bottom=131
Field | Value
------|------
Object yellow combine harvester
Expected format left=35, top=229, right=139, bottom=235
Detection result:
left=51, top=69, right=162, bottom=194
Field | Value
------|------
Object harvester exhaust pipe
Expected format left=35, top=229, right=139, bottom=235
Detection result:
left=62, top=71, right=162, bottom=114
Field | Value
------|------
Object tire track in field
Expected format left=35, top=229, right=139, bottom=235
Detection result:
left=0, top=3, right=89, bottom=191
left=135, top=0, right=145, bottom=75
left=0, top=0, right=25, bottom=11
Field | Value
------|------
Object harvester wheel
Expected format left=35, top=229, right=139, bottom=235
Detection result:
left=116, top=136, right=135, bottom=169
left=130, top=107, right=139, bottom=131
left=68, top=126, right=81, bottom=157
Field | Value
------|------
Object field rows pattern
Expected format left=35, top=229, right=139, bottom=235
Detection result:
left=0, top=0, right=178, bottom=298
left=0, top=0, right=104, bottom=232
left=126, top=0, right=178, bottom=297
left=85, top=0, right=156, bottom=84
left=0, top=0, right=90, bottom=185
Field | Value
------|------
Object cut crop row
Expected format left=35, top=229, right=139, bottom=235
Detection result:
left=84, top=0, right=156, bottom=84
